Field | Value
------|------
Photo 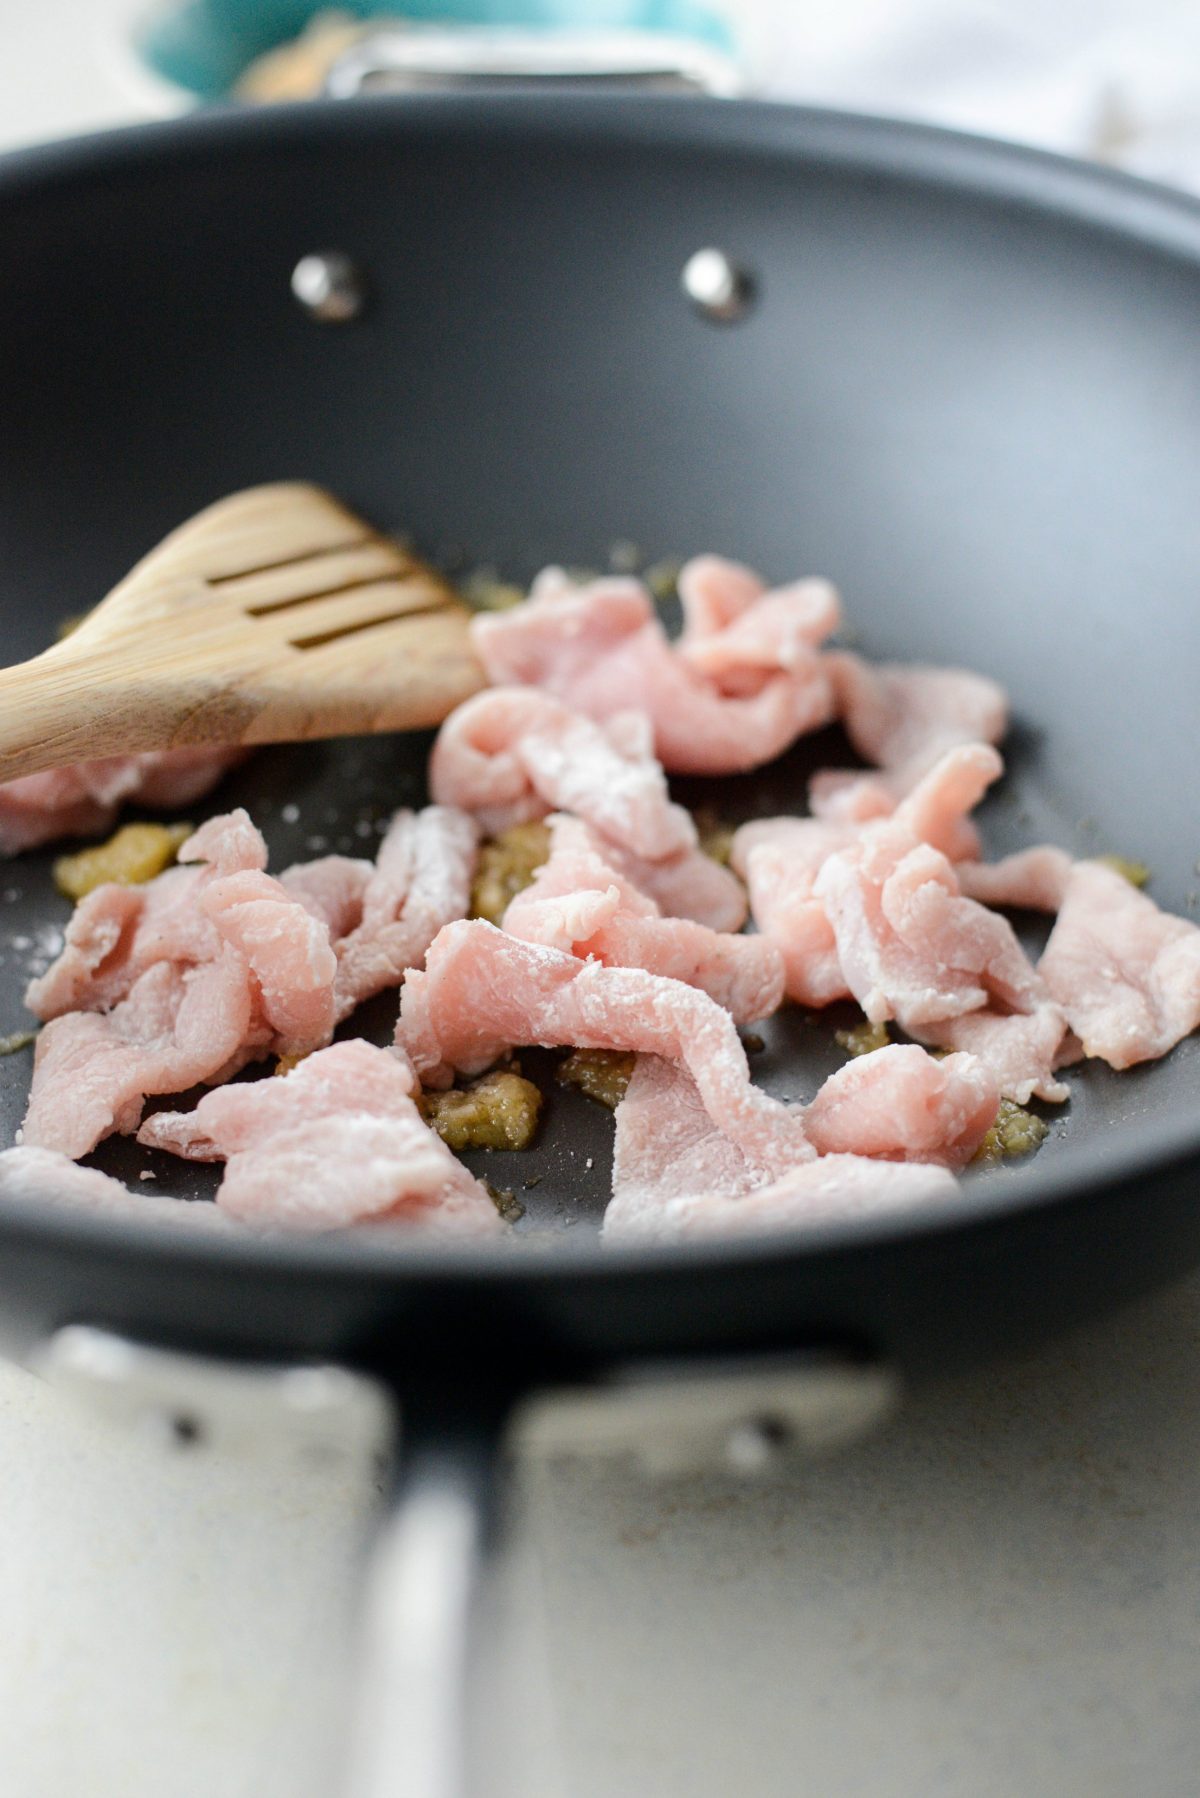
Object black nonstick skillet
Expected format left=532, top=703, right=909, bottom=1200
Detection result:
left=0, top=93, right=1197, bottom=1796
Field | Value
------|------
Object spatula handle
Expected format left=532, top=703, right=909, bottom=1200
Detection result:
left=0, top=646, right=182, bottom=783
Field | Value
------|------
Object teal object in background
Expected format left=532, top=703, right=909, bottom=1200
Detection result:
left=137, top=0, right=735, bottom=100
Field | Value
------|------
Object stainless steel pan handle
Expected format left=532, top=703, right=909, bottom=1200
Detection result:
left=341, top=1351, right=898, bottom=1798
left=37, top=1324, right=504, bottom=1798
left=343, top=1400, right=507, bottom=1798
left=38, top=1325, right=896, bottom=1798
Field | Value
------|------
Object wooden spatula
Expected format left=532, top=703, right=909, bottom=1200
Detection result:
left=0, top=483, right=487, bottom=783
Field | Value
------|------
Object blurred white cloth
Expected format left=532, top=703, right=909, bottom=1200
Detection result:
left=731, top=0, right=1200, bottom=191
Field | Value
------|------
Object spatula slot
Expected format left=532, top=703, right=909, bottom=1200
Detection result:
left=208, top=535, right=375, bottom=586
left=289, top=599, right=452, bottom=651
left=245, top=573, right=411, bottom=617
left=0, top=483, right=481, bottom=782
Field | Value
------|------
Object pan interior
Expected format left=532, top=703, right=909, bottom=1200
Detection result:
left=0, top=100, right=1198, bottom=1248
left=0, top=663, right=1193, bottom=1245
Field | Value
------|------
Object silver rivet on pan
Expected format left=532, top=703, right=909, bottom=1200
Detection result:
left=682, top=247, right=755, bottom=322
left=291, top=252, right=366, bottom=322
left=167, top=1412, right=204, bottom=1448
left=725, top=1414, right=790, bottom=1472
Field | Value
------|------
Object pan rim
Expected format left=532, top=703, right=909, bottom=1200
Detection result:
left=0, top=92, right=1198, bottom=1289
left=2, top=89, right=1200, bottom=265
left=0, top=1082, right=1196, bottom=1287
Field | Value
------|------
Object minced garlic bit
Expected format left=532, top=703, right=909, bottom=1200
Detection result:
left=692, top=807, right=736, bottom=868
left=53, top=822, right=193, bottom=901
left=274, top=1051, right=310, bottom=1077
left=460, top=569, right=527, bottom=612
left=486, top=1182, right=526, bottom=1224
left=0, top=1029, right=36, bottom=1056
left=1096, top=854, right=1151, bottom=888
left=418, top=1069, right=542, bottom=1152
left=972, top=1098, right=1050, bottom=1166
left=644, top=557, right=683, bottom=601
left=470, top=821, right=551, bottom=926
left=835, top=1019, right=892, bottom=1058
left=556, top=1048, right=636, bottom=1110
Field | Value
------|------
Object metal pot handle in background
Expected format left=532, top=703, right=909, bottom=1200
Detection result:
left=323, top=26, right=744, bottom=100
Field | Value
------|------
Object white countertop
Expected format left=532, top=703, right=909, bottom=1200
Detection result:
left=1, top=6, right=1199, bottom=1796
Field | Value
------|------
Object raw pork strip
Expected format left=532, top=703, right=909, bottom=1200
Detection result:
left=812, top=652, right=1008, bottom=858
left=831, top=653, right=1008, bottom=782
left=429, top=688, right=693, bottom=856
left=27, top=807, right=269, bottom=1020
left=803, top=1044, right=999, bottom=1169
left=1039, top=860, right=1200, bottom=1069
left=737, top=782, right=1070, bottom=1101
left=814, top=745, right=1046, bottom=1033
left=197, top=872, right=337, bottom=1058
left=0, top=746, right=245, bottom=857
left=430, top=688, right=746, bottom=930
left=896, top=739, right=1009, bottom=862
left=731, top=815, right=859, bottom=1007
left=278, top=855, right=373, bottom=939
left=29, top=809, right=335, bottom=1043
left=502, top=815, right=783, bottom=1024
left=22, top=953, right=257, bottom=1158
left=470, top=565, right=837, bottom=775
left=22, top=810, right=338, bottom=1156
left=397, top=920, right=811, bottom=1176
left=603, top=1056, right=956, bottom=1242
left=0, top=1146, right=231, bottom=1228
left=922, top=1001, right=1073, bottom=1106
left=676, top=556, right=841, bottom=694
left=607, top=833, right=748, bottom=935
left=284, top=807, right=478, bottom=1021
left=956, top=846, right=1073, bottom=913
left=734, top=742, right=1041, bottom=1041
left=139, top=1041, right=504, bottom=1237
